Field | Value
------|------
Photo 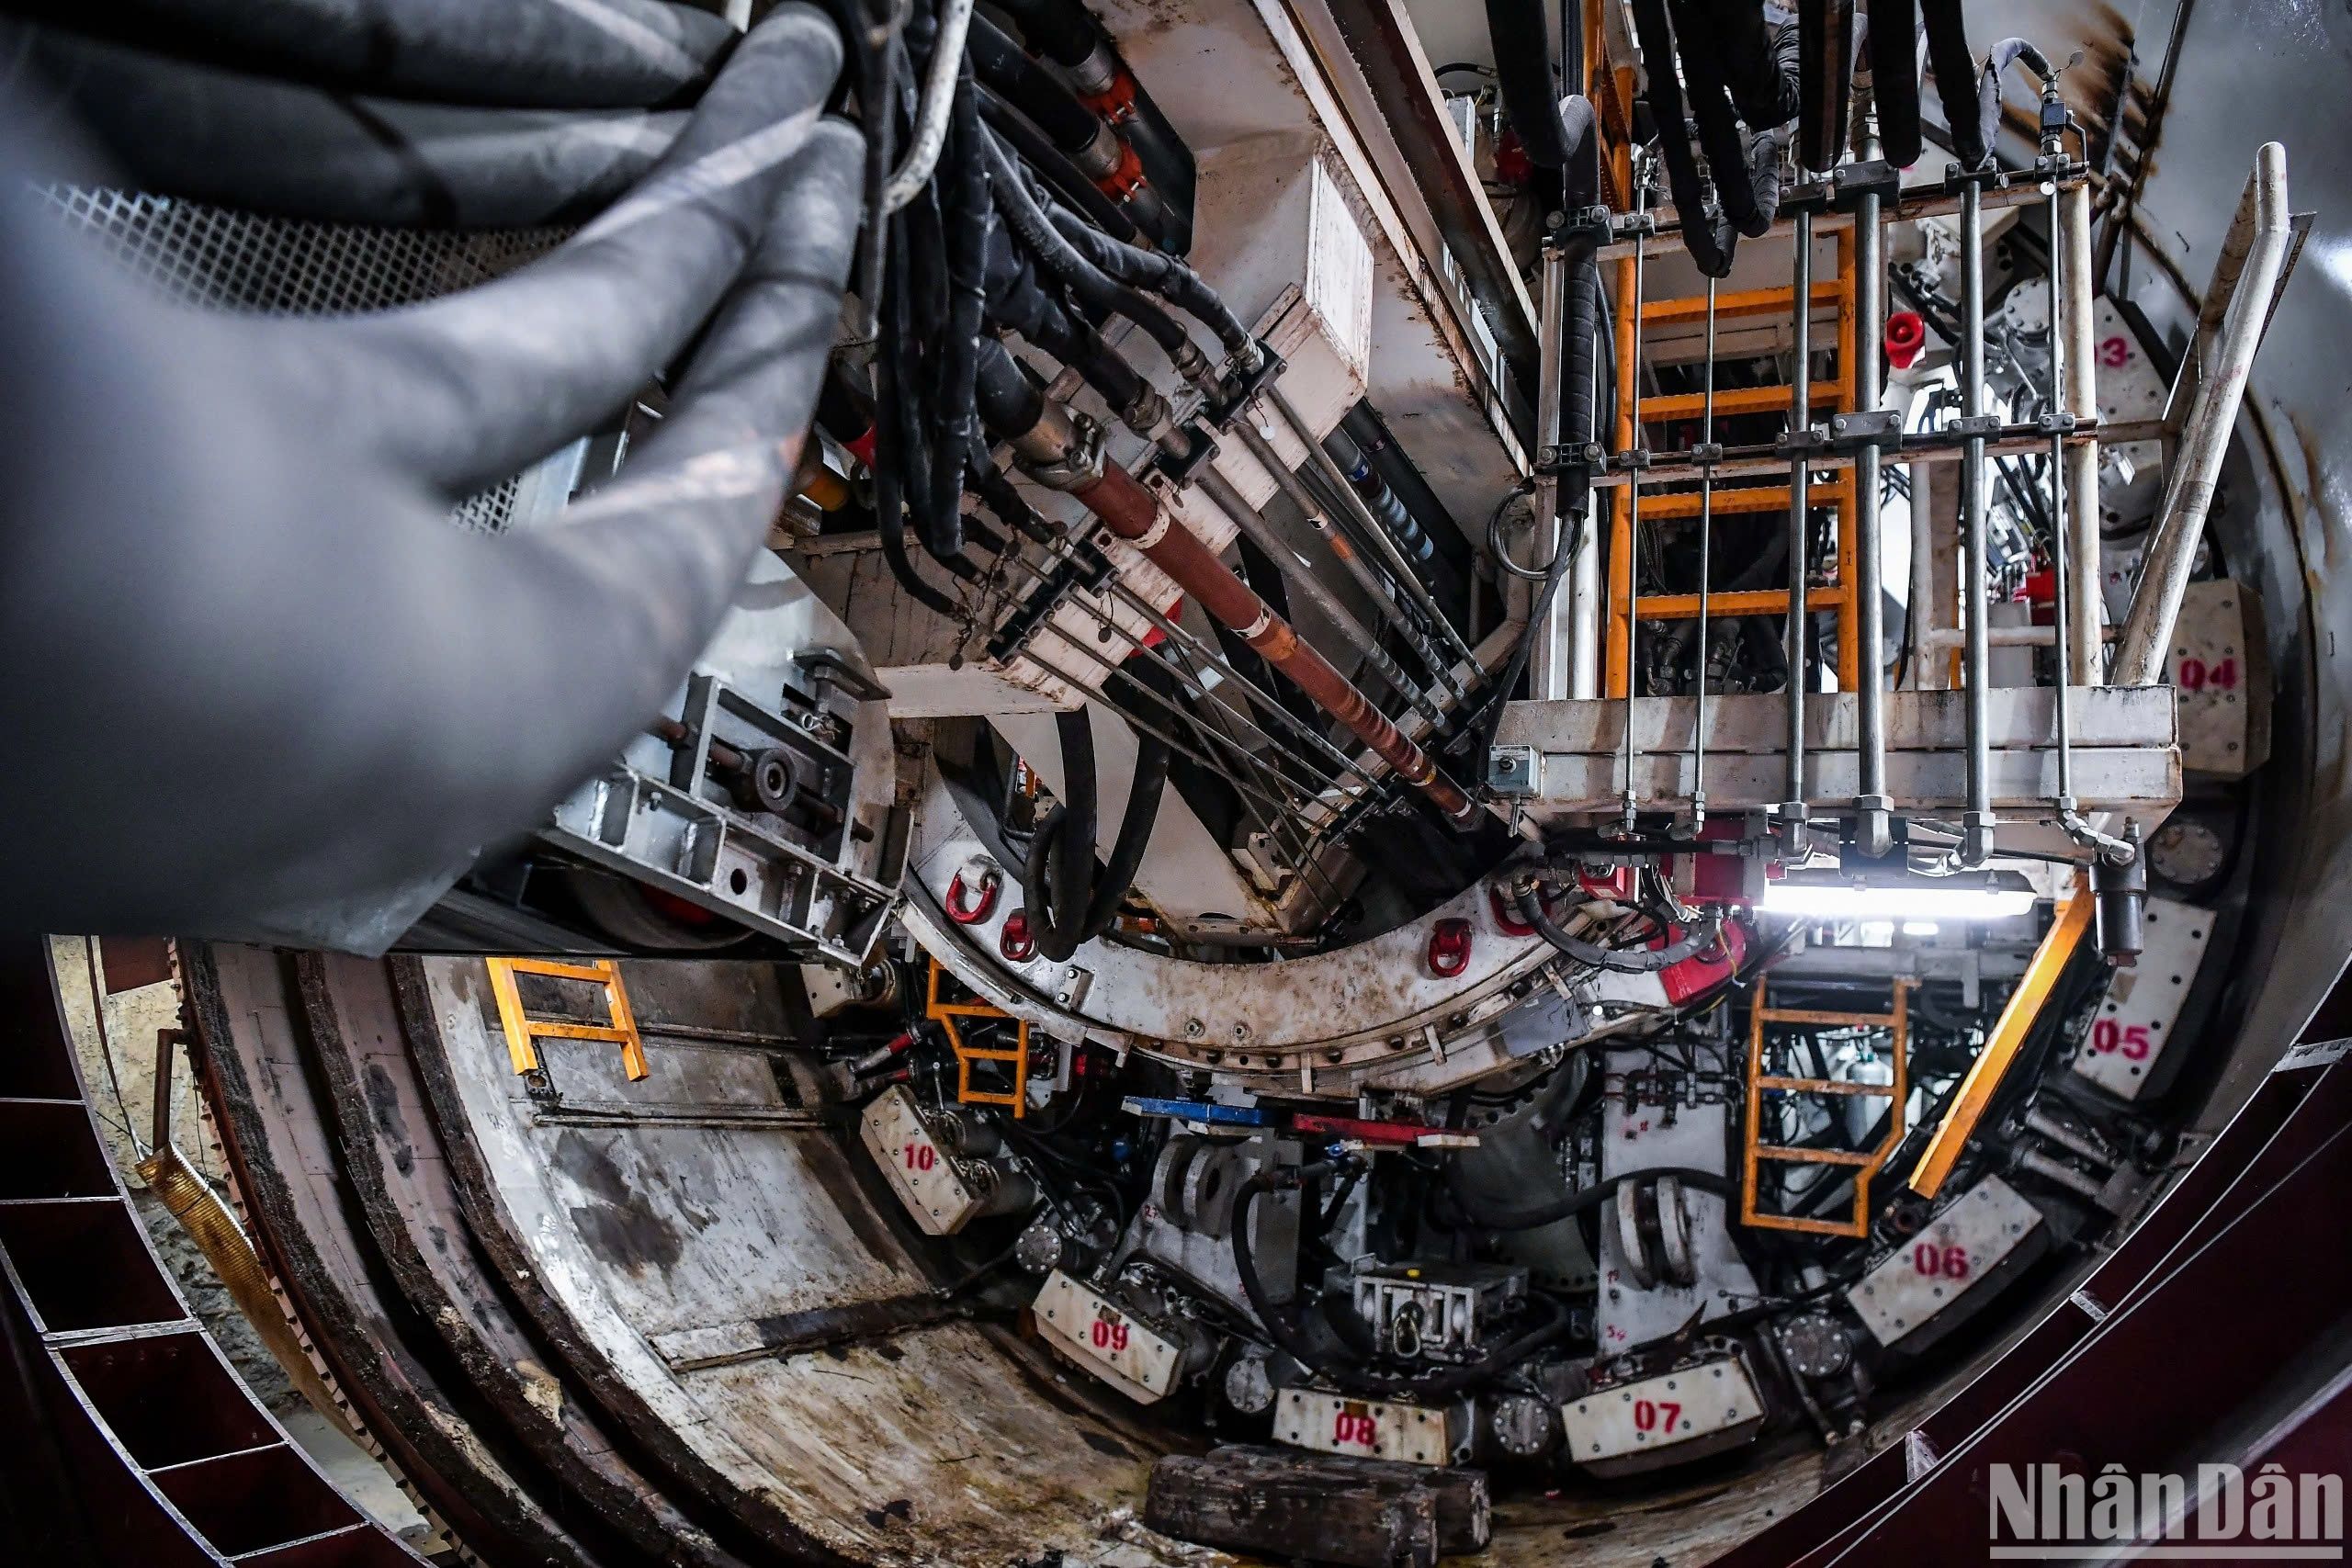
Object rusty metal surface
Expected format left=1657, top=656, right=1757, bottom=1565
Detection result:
left=295, top=953, right=758, bottom=1568
left=403, top=953, right=1192, bottom=1568
left=185, top=944, right=612, bottom=1568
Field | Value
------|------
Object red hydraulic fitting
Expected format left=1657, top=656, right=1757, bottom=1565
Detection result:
left=1427, top=918, right=1474, bottom=978
left=1886, top=310, right=1927, bottom=370
left=945, top=867, right=1001, bottom=924
left=1000, top=910, right=1035, bottom=962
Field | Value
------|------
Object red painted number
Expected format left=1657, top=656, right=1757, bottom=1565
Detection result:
left=1912, top=1242, right=1973, bottom=1279
left=2176, top=656, right=2240, bottom=693
left=2098, top=335, right=2130, bottom=367
left=1332, top=1412, right=1379, bottom=1449
left=1632, top=1399, right=1683, bottom=1433
left=901, top=1141, right=936, bottom=1172
left=1089, top=1318, right=1130, bottom=1353
left=2091, top=1019, right=2154, bottom=1059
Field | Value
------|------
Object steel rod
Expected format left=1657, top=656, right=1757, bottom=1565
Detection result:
left=1618, top=160, right=1650, bottom=836
left=1782, top=208, right=1814, bottom=854
left=2058, top=176, right=2102, bottom=682
left=1691, top=275, right=1716, bottom=833
left=1958, top=175, right=1996, bottom=863
left=1229, top=417, right=1465, bottom=698
left=1193, top=467, right=1447, bottom=728
left=1269, top=386, right=1480, bottom=675
left=1851, top=109, right=1894, bottom=855
left=1531, top=241, right=1568, bottom=700
left=2043, top=146, right=2080, bottom=817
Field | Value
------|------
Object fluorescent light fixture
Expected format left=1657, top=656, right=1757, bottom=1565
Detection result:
left=1902, top=920, right=1942, bottom=937
left=1759, top=872, right=2037, bottom=922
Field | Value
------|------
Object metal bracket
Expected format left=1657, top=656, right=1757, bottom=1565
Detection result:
left=1148, top=421, right=1220, bottom=488
left=793, top=649, right=891, bottom=705
left=1203, top=341, right=1286, bottom=430
left=1820, top=409, right=1905, bottom=453
left=1778, top=423, right=1833, bottom=459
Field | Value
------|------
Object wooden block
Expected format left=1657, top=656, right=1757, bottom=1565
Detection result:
left=1211, top=1445, right=1491, bottom=1553
left=1145, top=1450, right=1440, bottom=1568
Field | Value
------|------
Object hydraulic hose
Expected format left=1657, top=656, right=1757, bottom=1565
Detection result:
left=0, top=114, right=864, bottom=942
left=1481, top=0, right=1589, bottom=173
left=13, top=28, right=683, bottom=229
left=1630, top=0, right=1737, bottom=277
left=1045, top=206, right=1260, bottom=368
left=1919, top=0, right=1987, bottom=170
left=243, top=5, right=845, bottom=504
left=1445, top=1163, right=1734, bottom=1232
left=968, top=14, right=1107, bottom=168
left=930, top=68, right=991, bottom=562
left=12, top=0, right=739, bottom=109
left=1797, top=0, right=1855, bottom=173
left=1022, top=709, right=1101, bottom=964
left=1977, top=38, right=2055, bottom=161
left=1514, top=884, right=1722, bottom=975
left=978, top=90, right=1142, bottom=243
left=1707, top=0, right=1801, bottom=129
left=1664, top=0, right=1765, bottom=235
left=1867, top=0, right=1922, bottom=166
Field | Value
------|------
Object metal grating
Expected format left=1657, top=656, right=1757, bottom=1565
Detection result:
left=37, top=186, right=568, bottom=531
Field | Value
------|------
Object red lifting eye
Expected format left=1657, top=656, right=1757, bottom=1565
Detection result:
left=1000, top=910, right=1035, bottom=961
left=1886, top=310, right=1927, bottom=370
left=945, top=868, right=1000, bottom=925
left=1428, top=918, right=1474, bottom=978
left=1491, top=884, right=1537, bottom=937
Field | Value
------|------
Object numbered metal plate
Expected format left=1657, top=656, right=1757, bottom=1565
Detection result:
left=1274, top=1389, right=1458, bottom=1466
left=2071, top=897, right=2213, bottom=1100
left=1031, top=1269, right=1183, bottom=1404
left=2166, top=580, right=2267, bottom=775
left=1847, top=1176, right=2044, bottom=1348
left=1561, top=1358, right=1766, bottom=1472
left=859, top=1084, right=984, bottom=1235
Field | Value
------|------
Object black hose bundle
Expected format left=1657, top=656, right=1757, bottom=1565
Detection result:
left=1018, top=700, right=1172, bottom=962
left=1514, top=883, right=1723, bottom=975
left=1665, top=0, right=1767, bottom=235
left=12, top=27, right=685, bottom=228
left=1046, top=206, right=1258, bottom=368
left=1867, top=0, right=1922, bottom=166
left=1444, top=1163, right=1733, bottom=1232
left=242, top=4, right=847, bottom=503
left=10, top=0, right=738, bottom=109
left=1628, top=0, right=1736, bottom=277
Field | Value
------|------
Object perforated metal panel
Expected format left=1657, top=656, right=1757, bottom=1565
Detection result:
left=37, top=186, right=567, bottom=532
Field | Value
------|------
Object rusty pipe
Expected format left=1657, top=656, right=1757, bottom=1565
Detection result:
left=1002, top=407, right=1476, bottom=825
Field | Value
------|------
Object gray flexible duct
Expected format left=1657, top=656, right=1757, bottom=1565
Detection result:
left=12, top=0, right=739, bottom=109
left=0, top=105, right=864, bottom=942
left=242, top=4, right=842, bottom=504
left=12, top=26, right=684, bottom=228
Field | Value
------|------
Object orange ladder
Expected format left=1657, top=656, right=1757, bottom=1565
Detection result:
left=1602, top=239, right=1863, bottom=697
left=1740, top=976, right=1913, bottom=1238
left=924, top=959, right=1030, bottom=1115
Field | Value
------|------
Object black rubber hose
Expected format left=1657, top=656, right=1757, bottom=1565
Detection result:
left=239, top=5, right=844, bottom=504
left=931, top=69, right=990, bottom=564
left=980, top=127, right=1129, bottom=320
left=1707, top=0, right=1801, bottom=129
left=11, top=27, right=684, bottom=229
left=1515, top=885, right=1721, bottom=974
left=1080, top=704, right=1171, bottom=940
left=1919, top=0, right=1986, bottom=170
left=967, top=12, right=1103, bottom=157
left=989, top=0, right=1099, bottom=67
left=978, top=90, right=1141, bottom=244
left=877, top=200, right=967, bottom=609
left=1867, top=0, right=1923, bottom=166
left=1482, top=0, right=1586, bottom=172
left=1022, top=709, right=1101, bottom=964
left=1445, top=1163, right=1734, bottom=1231
left=11, top=0, right=738, bottom=109
left=0, top=116, right=864, bottom=941
left=1797, top=0, right=1854, bottom=172
left=1043, top=206, right=1257, bottom=365
left=1665, top=0, right=1764, bottom=235
left=967, top=440, right=1056, bottom=545
left=1630, top=0, right=1738, bottom=278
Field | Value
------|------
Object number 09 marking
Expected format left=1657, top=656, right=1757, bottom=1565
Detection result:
left=1088, top=1317, right=1131, bottom=1353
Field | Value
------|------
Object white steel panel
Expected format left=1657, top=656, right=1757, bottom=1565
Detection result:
left=1031, top=1270, right=1184, bottom=1404
left=1847, top=1176, right=2043, bottom=1347
left=2071, top=897, right=2214, bottom=1100
left=1275, top=1388, right=1456, bottom=1466
left=859, top=1085, right=983, bottom=1236
left=1561, top=1359, right=1766, bottom=1464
